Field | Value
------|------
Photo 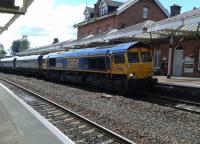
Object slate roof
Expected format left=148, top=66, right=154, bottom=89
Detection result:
left=76, top=0, right=169, bottom=27
left=86, top=7, right=94, bottom=13
left=117, top=0, right=169, bottom=16
left=104, top=0, right=123, bottom=7
left=157, top=7, right=200, bottom=25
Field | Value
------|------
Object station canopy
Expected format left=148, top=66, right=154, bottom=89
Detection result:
left=0, top=0, right=34, bottom=35
left=17, top=7, right=200, bottom=56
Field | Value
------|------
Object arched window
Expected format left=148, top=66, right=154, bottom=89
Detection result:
left=143, top=7, right=149, bottom=19
left=176, top=45, right=183, bottom=50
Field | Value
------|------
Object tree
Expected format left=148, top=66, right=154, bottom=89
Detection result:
left=11, top=40, right=20, bottom=55
left=10, top=36, right=30, bottom=55
left=20, top=36, right=30, bottom=51
left=0, top=50, right=6, bottom=58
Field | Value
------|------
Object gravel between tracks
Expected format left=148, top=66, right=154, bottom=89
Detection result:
left=0, top=73, right=200, bottom=144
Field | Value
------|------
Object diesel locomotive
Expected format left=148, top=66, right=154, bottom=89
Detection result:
left=0, top=42, right=156, bottom=93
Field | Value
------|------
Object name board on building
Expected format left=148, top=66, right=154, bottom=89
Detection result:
left=184, top=57, right=194, bottom=73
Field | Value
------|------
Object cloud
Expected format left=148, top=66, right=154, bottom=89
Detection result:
left=0, top=0, right=85, bottom=51
left=18, top=26, right=48, bottom=36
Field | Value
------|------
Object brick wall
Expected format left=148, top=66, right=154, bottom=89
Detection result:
left=77, top=0, right=168, bottom=39
left=152, top=39, right=200, bottom=77
left=78, top=15, right=116, bottom=39
left=116, top=0, right=167, bottom=29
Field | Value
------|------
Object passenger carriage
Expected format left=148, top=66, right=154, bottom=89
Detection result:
left=15, top=55, right=43, bottom=75
left=0, top=57, right=17, bottom=72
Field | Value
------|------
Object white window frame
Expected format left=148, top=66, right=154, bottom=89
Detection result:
left=99, top=1, right=108, bottom=16
left=97, top=27, right=101, bottom=33
left=143, top=7, right=149, bottom=19
left=154, top=49, right=161, bottom=69
left=106, top=25, right=112, bottom=31
left=84, top=9, right=91, bottom=21
left=100, top=6, right=108, bottom=15
left=85, top=14, right=90, bottom=21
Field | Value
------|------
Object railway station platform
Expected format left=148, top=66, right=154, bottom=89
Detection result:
left=155, top=76, right=200, bottom=88
left=0, top=83, right=74, bottom=144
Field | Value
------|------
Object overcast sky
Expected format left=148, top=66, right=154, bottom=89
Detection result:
left=0, top=0, right=199, bottom=51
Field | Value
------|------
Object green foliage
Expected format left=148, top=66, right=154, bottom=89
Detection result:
left=11, top=40, right=20, bottom=54
left=20, top=39, right=30, bottom=51
left=10, top=36, right=30, bottom=55
left=0, top=49, right=6, bottom=58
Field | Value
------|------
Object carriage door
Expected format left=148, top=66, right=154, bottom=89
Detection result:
left=173, top=45, right=183, bottom=76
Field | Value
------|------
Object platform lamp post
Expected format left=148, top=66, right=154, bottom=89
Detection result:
left=167, top=35, right=175, bottom=79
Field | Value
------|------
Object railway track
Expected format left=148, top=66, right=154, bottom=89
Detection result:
left=141, top=92, right=200, bottom=115
left=0, top=78, right=135, bottom=144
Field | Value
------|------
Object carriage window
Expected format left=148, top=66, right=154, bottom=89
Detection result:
left=128, top=52, right=140, bottom=63
left=49, top=58, right=56, bottom=67
left=88, top=57, right=106, bottom=70
left=79, top=58, right=88, bottom=70
left=113, top=54, right=125, bottom=64
left=56, top=58, right=64, bottom=68
left=141, top=52, right=152, bottom=62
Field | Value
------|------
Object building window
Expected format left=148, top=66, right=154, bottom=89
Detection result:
left=143, top=7, right=149, bottom=19
left=97, top=27, right=101, bottom=34
left=154, top=49, right=161, bottom=69
left=80, top=32, right=84, bottom=39
left=120, top=23, right=127, bottom=29
left=100, top=6, right=108, bottom=16
left=85, top=14, right=90, bottom=21
left=106, top=25, right=112, bottom=31
left=88, top=30, right=92, bottom=35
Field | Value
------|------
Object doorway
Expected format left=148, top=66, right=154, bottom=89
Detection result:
left=173, top=45, right=184, bottom=76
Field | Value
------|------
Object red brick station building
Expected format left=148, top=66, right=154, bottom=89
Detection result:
left=73, top=0, right=200, bottom=78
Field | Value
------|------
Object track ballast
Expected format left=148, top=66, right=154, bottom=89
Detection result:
left=0, top=77, right=135, bottom=144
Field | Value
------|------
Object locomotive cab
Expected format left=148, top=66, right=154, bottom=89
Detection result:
left=127, top=47, right=154, bottom=80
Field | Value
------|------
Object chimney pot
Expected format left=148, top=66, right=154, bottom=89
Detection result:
left=52, top=38, right=59, bottom=44
left=170, top=4, right=181, bottom=17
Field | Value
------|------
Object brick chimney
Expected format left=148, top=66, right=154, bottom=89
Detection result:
left=170, top=4, right=181, bottom=17
left=52, top=38, right=59, bottom=44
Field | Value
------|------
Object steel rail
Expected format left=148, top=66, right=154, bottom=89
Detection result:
left=0, top=77, right=135, bottom=144
left=141, top=92, right=200, bottom=115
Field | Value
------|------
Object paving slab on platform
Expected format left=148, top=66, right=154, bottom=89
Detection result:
left=155, top=76, right=200, bottom=88
left=0, top=83, right=74, bottom=144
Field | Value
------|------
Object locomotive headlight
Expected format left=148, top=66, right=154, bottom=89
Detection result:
left=149, top=71, right=154, bottom=76
left=130, top=73, right=136, bottom=79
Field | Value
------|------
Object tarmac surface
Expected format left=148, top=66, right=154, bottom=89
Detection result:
left=156, top=76, right=200, bottom=88
left=0, top=83, right=74, bottom=144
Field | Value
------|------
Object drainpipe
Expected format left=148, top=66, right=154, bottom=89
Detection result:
left=167, top=35, right=175, bottom=78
